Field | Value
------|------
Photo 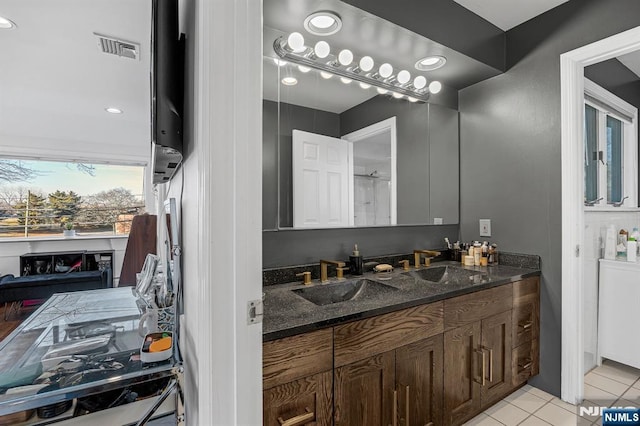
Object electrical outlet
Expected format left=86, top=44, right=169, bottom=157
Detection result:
left=479, top=219, right=491, bottom=237
left=434, top=217, right=443, bottom=225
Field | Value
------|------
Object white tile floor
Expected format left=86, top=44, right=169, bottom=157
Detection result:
left=463, top=360, right=640, bottom=425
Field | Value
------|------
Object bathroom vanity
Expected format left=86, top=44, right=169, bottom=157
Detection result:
left=262, top=262, right=540, bottom=426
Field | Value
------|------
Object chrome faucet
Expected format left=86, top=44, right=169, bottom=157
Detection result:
left=584, top=197, right=603, bottom=207
left=613, top=196, right=629, bottom=207
left=413, top=250, right=441, bottom=268
left=320, top=259, right=347, bottom=283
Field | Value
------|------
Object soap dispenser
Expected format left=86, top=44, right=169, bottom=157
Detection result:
left=349, top=244, right=363, bottom=276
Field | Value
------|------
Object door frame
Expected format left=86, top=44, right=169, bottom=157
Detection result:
left=342, top=116, right=398, bottom=226
left=560, top=25, right=640, bottom=404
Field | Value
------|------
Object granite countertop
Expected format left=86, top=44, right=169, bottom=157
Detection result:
left=263, top=261, right=540, bottom=342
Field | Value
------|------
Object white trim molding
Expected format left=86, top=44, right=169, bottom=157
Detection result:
left=560, top=25, right=640, bottom=405
left=195, top=0, right=263, bottom=424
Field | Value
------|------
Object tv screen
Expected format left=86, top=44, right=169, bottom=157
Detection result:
left=151, top=0, right=184, bottom=184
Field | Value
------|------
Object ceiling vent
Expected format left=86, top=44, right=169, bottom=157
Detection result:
left=94, top=33, right=140, bottom=60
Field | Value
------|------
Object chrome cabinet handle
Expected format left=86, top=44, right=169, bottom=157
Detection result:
left=481, top=346, right=494, bottom=383
left=393, top=389, right=398, bottom=426
left=519, top=320, right=533, bottom=331
left=474, top=348, right=486, bottom=386
left=278, top=407, right=314, bottom=426
left=405, top=385, right=410, bottom=426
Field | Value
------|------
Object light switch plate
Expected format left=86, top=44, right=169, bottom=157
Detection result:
left=434, top=217, right=443, bottom=225
left=479, top=219, right=491, bottom=237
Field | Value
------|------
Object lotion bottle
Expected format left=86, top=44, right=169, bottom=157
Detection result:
left=627, top=236, right=637, bottom=263
left=349, top=244, right=363, bottom=275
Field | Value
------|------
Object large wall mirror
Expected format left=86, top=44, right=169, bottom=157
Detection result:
left=262, top=0, right=491, bottom=230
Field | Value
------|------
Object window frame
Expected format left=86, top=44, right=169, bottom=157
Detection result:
left=583, top=78, right=638, bottom=210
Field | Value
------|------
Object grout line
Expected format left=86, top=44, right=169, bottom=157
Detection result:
left=585, top=378, right=634, bottom=399
left=589, top=368, right=640, bottom=387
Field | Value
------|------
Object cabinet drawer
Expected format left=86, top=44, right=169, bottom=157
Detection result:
left=513, top=277, right=539, bottom=307
left=263, top=328, right=333, bottom=389
left=263, top=371, right=333, bottom=426
left=512, top=339, right=539, bottom=386
left=512, top=278, right=539, bottom=347
left=334, top=302, right=444, bottom=367
left=444, top=284, right=513, bottom=331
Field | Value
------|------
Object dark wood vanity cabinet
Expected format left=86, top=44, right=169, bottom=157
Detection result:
left=263, top=277, right=540, bottom=426
left=262, top=329, right=333, bottom=426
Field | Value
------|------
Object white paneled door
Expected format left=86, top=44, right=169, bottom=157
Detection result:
left=292, top=130, right=353, bottom=228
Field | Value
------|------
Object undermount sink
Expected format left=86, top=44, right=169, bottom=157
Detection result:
left=292, top=279, right=396, bottom=306
left=402, top=265, right=485, bottom=284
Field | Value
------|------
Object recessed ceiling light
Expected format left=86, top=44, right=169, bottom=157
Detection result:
left=415, top=55, right=447, bottom=71
left=304, top=11, right=342, bottom=36
left=105, top=107, right=123, bottom=114
left=0, top=16, right=16, bottom=29
left=281, top=77, right=298, bottom=86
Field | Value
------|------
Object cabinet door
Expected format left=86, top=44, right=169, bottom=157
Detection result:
left=444, top=322, right=481, bottom=426
left=334, top=351, right=395, bottom=426
left=480, top=311, right=513, bottom=406
left=263, top=371, right=332, bottom=426
left=396, top=334, right=443, bottom=426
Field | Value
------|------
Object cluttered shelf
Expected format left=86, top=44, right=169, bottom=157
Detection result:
left=0, top=287, right=181, bottom=423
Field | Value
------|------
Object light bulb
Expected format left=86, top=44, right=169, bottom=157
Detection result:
left=314, top=41, right=330, bottom=59
left=320, top=71, right=333, bottom=79
left=359, top=56, right=374, bottom=72
left=413, top=76, right=427, bottom=90
left=340, top=77, right=352, bottom=84
left=376, top=88, right=388, bottom=95
left=408, top=97, right=418, bottom=103
left=310, top=15, right=336, bottom=29
left=298, top=65, right=311, bottom=73
left=287, top=32, right=306, bottom=53
left=428, top=81, right=442, bottom=94
left=281, top=77, right=298, bottom=86
left=359, top=82, right=371, bottom=89
left=379, top=63, right=393, bottom=78
left=273, top=58, right=287, bottom=67
left=0, top=16, right=15, bottom=29
left=392, top=92, right=404, bottom=99
left=338, top=49, right=353, bottom=66
left=397, top=70, right=411, bottom=85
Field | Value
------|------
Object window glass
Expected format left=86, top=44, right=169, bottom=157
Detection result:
left=584, top=104, right=598, bottom=202
left=606, top=115, right=623, bottom=203
left=0, top=160, right=145, bottom=238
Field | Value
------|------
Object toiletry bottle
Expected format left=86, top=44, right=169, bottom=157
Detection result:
left=627, top=236, right=637, bottom=263
left=473, top=242, right=482, bottom=266
left=491, top=243, right=499, bottom=265
left=349, top=244, right=363, bottom=275
left=604, top=225, right=617, bottom=260
left=632, top=228, right=640, bottom=255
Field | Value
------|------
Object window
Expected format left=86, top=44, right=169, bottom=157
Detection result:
left=0, top=160, right=146, bottom=238
left=583, top=79, right=638, bottom=208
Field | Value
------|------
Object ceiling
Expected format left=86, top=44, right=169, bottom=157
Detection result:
left=618, top=51, right=640, bottom=79
left=0, top=0, right=151, bottom=164
left=263, top=0, right=502, bottom=113
left=453, top=0, right=570, bottom=31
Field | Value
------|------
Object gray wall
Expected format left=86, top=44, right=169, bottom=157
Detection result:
left=459, top=0, right=640, bottom=396
left=263, top=224, right=457, bottom=268
left=342, top=0, right=505, bottom=71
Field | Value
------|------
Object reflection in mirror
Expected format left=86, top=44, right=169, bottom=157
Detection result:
left=262, top=0, right=465, bottom=230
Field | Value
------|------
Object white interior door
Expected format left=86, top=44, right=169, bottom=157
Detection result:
left=292, top=130, right=353, bottom=228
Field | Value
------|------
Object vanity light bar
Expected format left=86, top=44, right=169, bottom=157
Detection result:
left=273, top=36, right=433, bottom=102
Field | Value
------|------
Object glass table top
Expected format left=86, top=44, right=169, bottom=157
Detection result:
left=0, top=287, right=179, bottom=416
